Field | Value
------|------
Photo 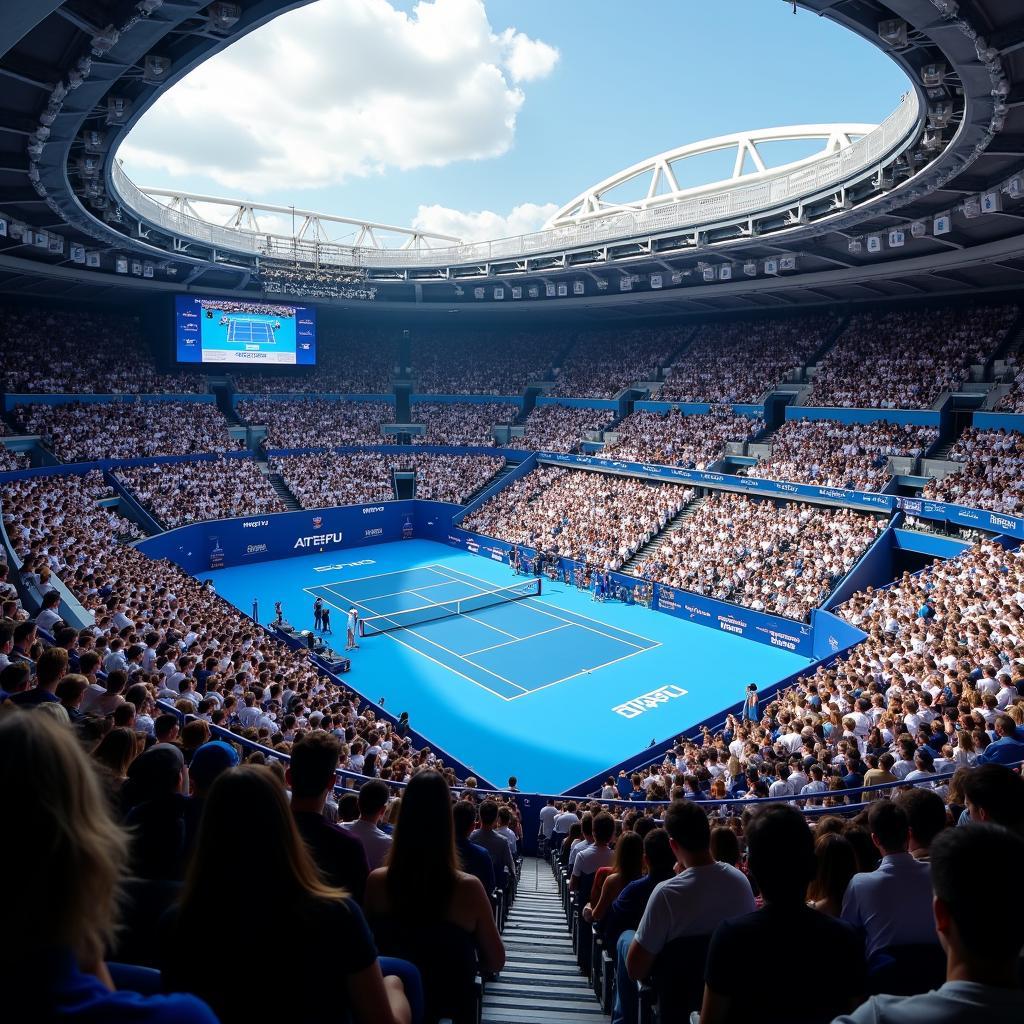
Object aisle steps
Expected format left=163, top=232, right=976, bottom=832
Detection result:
left=482, top=858, right=606, bottom=1024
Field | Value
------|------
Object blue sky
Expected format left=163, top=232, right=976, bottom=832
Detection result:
left=121, top=0, right=908, bottom=241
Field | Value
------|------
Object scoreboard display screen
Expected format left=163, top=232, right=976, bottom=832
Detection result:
left=175, top=295, right=316, bottom=365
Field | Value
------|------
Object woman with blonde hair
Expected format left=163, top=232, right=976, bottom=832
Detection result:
left=0, top=712, right=216, bottom=1022
left=162, top=766, right=412, bottom=1024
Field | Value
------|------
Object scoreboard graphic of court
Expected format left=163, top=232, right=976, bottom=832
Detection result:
left=175, top=295, right=317, bottom=365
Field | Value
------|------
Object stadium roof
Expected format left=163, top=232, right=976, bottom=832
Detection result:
left=0, top=1, right=1022, bottom=317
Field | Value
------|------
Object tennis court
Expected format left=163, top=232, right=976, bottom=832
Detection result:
left=226, top=317, right=276, bottom=346
left=305, top=564, right=659, bottom=700
left=205, top=539, right=811, bottom=792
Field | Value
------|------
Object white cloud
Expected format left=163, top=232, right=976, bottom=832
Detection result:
left=499, top=29, right=560, bottom=82
left=119, top=0, right=559, bottom=194
left=413, top=200, right=560, bottom=241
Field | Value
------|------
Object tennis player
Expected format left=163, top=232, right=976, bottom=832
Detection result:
left=346, top=608, right=360, bottom=652
left=313, top=596, right=324, bottom=631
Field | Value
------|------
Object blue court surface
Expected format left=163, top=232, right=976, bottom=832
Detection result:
left=205, top=540, right=811, bottom=793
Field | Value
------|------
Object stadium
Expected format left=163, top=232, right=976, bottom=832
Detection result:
left=2, top=0, right=1024, bottom=1022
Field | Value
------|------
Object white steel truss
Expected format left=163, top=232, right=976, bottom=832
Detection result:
left=547, top=124, right=877, bottom=227
left=134, top=188, right=462, bottom=250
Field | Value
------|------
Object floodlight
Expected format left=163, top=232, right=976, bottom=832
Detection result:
left=718, top=265, right=733, bottom=281
left=962, top=196, right=981, bottom=219
left=143, top=55, right=172, bottom=84
left=650, top=274, right=663, bottom=289
left=933, top=213, right=952, bottom=235
left=927, top=101, right=953, bottom=128
left=106, top=96, right=130, bottom=125
left=921, top=63, right=946, bottom=87
left=91, top=26, right=120, bottom=56
left=888, top=230, right=905, bottom=248
left=981, top=191, right=1003, bottom=214
left=910, top=221, right=927, bottom=238
left=511, top=286, right=522, bottom=299
left=779, top=256, right=797, bottom=272
left=743, top=261, right=757, bottom=277
left=1007, top=175, right=1024, bottom=200
left=207, top=3, right=241, bottom=31
left=866, top=235, right=882, bottom=254
left=878, top=19, right=908, bottom=47
left=573, top=280, right=585, bottom=295
left=848, top=238, right=863, bottom=254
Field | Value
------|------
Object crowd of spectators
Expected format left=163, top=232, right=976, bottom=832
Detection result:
left=0, top=445, right=28, bottom=472
left=271, top=452, right=397, bottom=508
left=114, top=458, right=286, bottom=528
left=806, top=305, right=1017, bottom=409
left=271, top=452, right=503, bottom=508
left=237, top=398, right=392, bottom=448
left=3, top=471, right=145, bottom=602
left=997, top=365, right=1024, bottom=414
left=410, top=330, right=559, bottom=394
left=551, top=329, right=679, bottom=399
left=0, top=307, right=206, bottom=394
left=508, top=404, right=616, bottom=453
left=411, top=403, right=516, bottom=446
left=603, top=407, right=763, bottom=469
left=608, top=537, right=1024, bottom=821
left=0, top=471, right=470, bottom=790
left=658, top=314, right=835, bottom=404
left=633, top=493, right=884, bottom=621
left=13, top=401, right=235, bottom=463
left=231, top=327, right=397, bottom=394
left=922, top=427, right=1024, bottom=513
left=463, top=466, right=689, bottom=569
left=410, top=454, right=504, bottom=504
left=199, top=300, right=294, bottom=317
left=749, top=419, right=938, bottom=492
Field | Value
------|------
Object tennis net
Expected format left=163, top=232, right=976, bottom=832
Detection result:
left=358, top=578, right=542, bottom=637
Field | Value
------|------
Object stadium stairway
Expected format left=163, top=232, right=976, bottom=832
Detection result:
left=212, top=382, right=244, bottom=426
left=259, top=462, right=301, bottom=510
left=481, top=858, right=606, bottom=1024
left=463, top=461, right=518, bottom=505
left=801, top=314, right=851, bottom=381
left=620, top=495, right=706, bottom=574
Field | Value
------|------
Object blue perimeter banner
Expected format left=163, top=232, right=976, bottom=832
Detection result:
left=535, top=451, right=895, bottom=513
left=136, top=502, right=419, bottom=575
left=895, top=495, right=1024, bottom=541
left=440, top=523, right=817, bottom=658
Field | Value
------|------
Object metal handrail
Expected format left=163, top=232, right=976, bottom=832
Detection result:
left=110, top=92, right=920, bottom=270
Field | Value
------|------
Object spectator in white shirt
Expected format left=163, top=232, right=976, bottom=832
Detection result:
left=571, top=812, right=615, bottom=892
left=341, top=779, right=393, bottom=870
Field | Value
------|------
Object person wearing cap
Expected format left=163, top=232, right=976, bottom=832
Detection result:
left=183, top=740, right=240, bottom=862
left=346, top=607, right=359, bottom=652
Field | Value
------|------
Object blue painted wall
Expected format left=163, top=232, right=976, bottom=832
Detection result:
left=787, top=406, right=940, bottom=426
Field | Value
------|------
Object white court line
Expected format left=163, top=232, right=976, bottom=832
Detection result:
left=347, top=580, right=464, bottom=603
left=506, top=646, right=657, bottom=700
left=464, top=623, right=572, bottom=656
left=426, top=563, right=660, bottom=651
left=312, top=589, right=526, bottom=699
left=316, top=585, right=528, bottom=692
left=307, top=566, right=452, bottom=592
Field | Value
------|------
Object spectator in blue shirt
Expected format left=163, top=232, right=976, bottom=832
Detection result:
left=602, top=827, right=676, bottom=951
left=453, top=799, right=496, bottom=894
left=976, top=715, right=1024, bottom=766
left=0, top=711, right=217, bottom=1024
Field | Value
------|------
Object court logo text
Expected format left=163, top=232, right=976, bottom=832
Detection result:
left=294, top=531, right=343, bottom=549
left=612, top=684, right=688, bottom=720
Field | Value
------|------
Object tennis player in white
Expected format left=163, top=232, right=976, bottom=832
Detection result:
left=346, top=607, right=360, bottom=652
